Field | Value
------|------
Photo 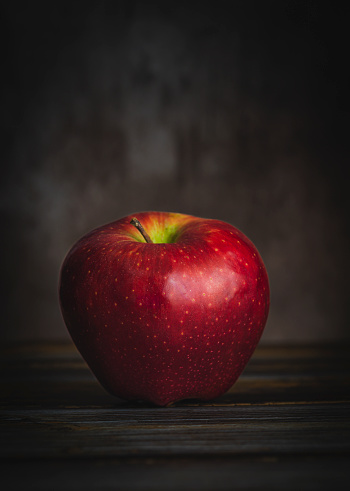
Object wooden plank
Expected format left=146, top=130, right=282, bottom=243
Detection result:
left=1, top=343, right=349, bottom=409
left=1, top=403, right=350, bottom=459
left=1, top=455, right=349, bottom=491
left=0, top=343, right=349, bottom=490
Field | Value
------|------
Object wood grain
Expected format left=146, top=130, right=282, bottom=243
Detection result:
left=1, top=343, right=349, bottom=490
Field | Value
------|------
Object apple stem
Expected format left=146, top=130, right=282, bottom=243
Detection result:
left=130, top=218, right=153, bottom=243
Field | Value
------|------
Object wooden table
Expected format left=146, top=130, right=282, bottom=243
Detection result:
left=1, top=343, right=349, bottom=490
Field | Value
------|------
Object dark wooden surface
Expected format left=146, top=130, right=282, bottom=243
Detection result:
left=1, top=342, right=349, bottom=490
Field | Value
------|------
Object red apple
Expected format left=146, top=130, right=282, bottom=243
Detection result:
left=59, top=211, right=269, bottom=406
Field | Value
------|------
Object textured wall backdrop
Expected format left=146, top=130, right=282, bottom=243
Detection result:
left=2, top=1, right=348, bottom=342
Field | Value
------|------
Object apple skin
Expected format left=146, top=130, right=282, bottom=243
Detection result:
left=59, top=211, right=269, bottom=406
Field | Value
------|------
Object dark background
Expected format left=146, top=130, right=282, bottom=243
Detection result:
left=1, top=1, right=349, bottom=343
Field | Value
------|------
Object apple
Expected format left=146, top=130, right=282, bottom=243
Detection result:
left=59, top=211, right=269, bottom=406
